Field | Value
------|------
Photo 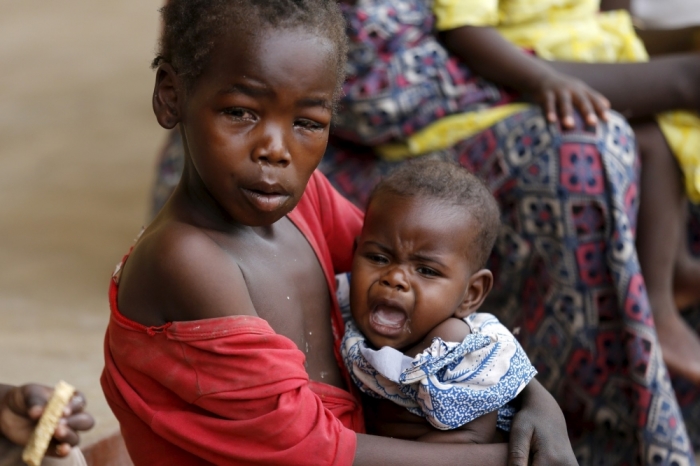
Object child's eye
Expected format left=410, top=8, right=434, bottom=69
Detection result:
left=294, top=118, right=325, bottom=132
left=223, top=108, right=256, bottom=121
left=365, top=253, right=388, bottom=264
left=417, top=266, right=439, bottom=277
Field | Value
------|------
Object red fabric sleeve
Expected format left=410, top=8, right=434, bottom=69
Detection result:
left=102, top=306, right=359, bottom=466
left=313, top=171, right=364, bottom=274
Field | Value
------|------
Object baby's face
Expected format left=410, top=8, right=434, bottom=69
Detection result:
left=174, top=26, right=337, bottom=227
left=350, top=193, right=482, bottom=351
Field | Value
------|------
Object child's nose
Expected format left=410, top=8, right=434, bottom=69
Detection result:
left=252, top=124, right=290, bottom=167
left=380, top=266, right=409, bottom=291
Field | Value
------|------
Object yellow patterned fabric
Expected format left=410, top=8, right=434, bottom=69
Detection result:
left=658, top=111, right=700, bottom=203
left=376, top=104, right=529, bottom=161
left=383, top=0, right=700, bottom=201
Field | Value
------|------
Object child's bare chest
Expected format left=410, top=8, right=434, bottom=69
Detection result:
left=232, top=218, right=343, bottom=387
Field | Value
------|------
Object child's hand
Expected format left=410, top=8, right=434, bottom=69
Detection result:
left=533, top=70, right=610, bottom=129
left=507, top=379, right=577, bottom=466
left=0, top=384, right=94, bottom=457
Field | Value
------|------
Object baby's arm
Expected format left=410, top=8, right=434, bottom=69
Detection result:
left=440, top=26, right=609, bottom=128
left=404, top=317, right=471, bottom=358
left=403, top=318, right=497, bottom=444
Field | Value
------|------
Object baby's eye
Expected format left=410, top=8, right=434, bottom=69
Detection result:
left=417, top=266, right=439, bottom=277
left=224, top=108, right=256, bottom=121
left=294, top=118, right=325, bottom=132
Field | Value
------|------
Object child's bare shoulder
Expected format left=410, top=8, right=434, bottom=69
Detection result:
left=118, top=219, right=257, bottom=325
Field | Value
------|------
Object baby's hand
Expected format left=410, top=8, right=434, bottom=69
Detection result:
left=0, top=384, right=94, bottom=457
left=533, top=70, right=610, bottom=129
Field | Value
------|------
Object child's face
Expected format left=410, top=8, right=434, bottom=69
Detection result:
left=350, top=193, right=484, bottom=351
left=172, top=27, right=337, bottom=226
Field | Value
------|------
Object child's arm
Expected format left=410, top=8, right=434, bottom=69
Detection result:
left=507, top=378, right=577, bottom=466
left=355, top=435, right=508, bottom=465
left=440, top=26, right=609, bottom=128
left=402, top=318, right=497, bottom=444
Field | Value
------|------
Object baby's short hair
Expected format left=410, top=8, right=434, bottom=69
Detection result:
left=369, top=158, right=501, bottom=269
left=153, top=0, right=348, bottom=94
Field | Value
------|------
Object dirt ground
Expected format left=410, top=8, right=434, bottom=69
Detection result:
left=0, top=0, right=166, bottom=444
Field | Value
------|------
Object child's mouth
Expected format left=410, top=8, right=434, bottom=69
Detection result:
left=241, top=188, right=289, bottom=212
left=369, top=305, right=407, bottom=338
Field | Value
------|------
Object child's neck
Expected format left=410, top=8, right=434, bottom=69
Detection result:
left=175, top=165, right=274, bottom=235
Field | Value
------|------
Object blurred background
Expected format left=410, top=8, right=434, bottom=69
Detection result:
left=0, top=0, right=165, bottom=444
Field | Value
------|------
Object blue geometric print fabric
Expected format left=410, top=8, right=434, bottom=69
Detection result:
left=341, top=313, right=537, bottom=431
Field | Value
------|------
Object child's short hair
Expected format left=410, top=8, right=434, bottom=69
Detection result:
left=153, top=0, right=348, bottom=94
left=370, top=157, right=501, bottom=269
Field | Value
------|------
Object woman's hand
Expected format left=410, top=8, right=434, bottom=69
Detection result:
left=508, top=379, right=577, bottom=466
left=533, top=70, right=610, bottom=129
left=0, top=384, right=95, bottom=457
left=441, top=25, right=609, bottom=130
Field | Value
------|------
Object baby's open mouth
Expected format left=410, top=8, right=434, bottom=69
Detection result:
left=369, top=305, right=407, bottom=337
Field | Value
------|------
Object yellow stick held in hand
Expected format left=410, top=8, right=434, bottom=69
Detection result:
left=21, top=381, right=75, bottom=466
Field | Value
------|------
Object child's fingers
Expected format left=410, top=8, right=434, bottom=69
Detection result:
left=506, top=420, right=533, bottom=466
left=65, top=412, right=95, bottom=433
left=66, top=392, right=87, bottom=415
left=45, top=441, right=72, bottom=458
left=21, top=384, right=53, bottom=419
left=556, top=90, right=575, bottom=128
left=52, top=419, right=80, bottom=447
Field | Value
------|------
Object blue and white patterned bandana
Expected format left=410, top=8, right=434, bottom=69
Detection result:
left=341, top=312, right=537, bottom=431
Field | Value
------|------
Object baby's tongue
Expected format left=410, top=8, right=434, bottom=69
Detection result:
left=371, top=307, right=406, bottom=329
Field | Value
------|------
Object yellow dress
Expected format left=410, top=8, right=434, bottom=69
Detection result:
left=380, top=0, right=700, bottom=202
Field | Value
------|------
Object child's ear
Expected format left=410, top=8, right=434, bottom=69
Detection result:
left=153, top=63, right=182, bottom=130
left=454, top=269, right=494, bottom=319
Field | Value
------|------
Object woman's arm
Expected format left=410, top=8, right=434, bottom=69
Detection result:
left=599, top=0, right=630, bottom=11
left=441, top=26, right=609, bottom=128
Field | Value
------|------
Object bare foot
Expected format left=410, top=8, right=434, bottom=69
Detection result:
left=673, top=252, right=700, bottom=311
left=655, top=312, right=700, bottom=384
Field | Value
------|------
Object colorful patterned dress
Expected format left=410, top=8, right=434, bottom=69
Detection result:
left=149, top=0, right=700, bottom=463
left=324, top=1, right=698, bottom=464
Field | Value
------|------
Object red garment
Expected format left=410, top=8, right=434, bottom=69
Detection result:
left=101, top=171, right=365, bottom=465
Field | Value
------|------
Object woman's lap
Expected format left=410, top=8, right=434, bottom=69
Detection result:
left=322, top=107, right=698, bottom=464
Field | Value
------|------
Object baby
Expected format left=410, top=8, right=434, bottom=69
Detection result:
left=341, top=157, right=537, bottom=444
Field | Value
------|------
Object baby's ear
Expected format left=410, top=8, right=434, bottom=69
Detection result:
left=454, top=269, right=494, bottom=319
left=153, top=63, right=182, bottom=130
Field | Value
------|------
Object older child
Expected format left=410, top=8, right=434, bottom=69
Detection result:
left=341, top=159, right=537, bottom=444
left=101, top=1, right=576, bottom=465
